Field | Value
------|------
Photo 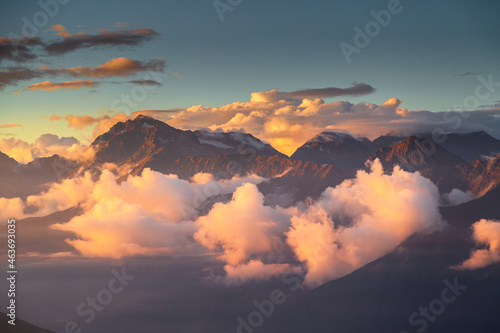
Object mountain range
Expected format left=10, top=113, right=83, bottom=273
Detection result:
left=1, top=115, right=500, bottom=333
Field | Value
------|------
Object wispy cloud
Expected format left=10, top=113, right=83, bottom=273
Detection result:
left=28, top=80, right=99, bottom=91
left=44, top=28, right=159, bottom=55
left=280, top=83, right=375, bottom=99
left=0, top=57, right=166, bottom=91
left=0, top=36, right=43, bottom=63
left=0, top=26, right=159, bottom=64
left=0, top=123, right=21, bottom=128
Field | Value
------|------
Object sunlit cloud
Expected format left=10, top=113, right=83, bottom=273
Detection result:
left=286, top=159, right=446, bottom=287
left=0, top=133, right=92, bottom=163
left=28, top=80, right=98, bottom=91
left=453, top=219, right=500, bottom=270
left=0, top=123, right=21, bottom=128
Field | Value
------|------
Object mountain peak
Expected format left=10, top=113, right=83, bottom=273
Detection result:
left=370, top=135, right=466, bottom=171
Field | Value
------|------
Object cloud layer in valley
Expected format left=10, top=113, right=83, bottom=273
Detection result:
left=1, top=157, right=448, bottom=288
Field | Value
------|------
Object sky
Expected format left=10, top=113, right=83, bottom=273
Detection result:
left=1, top=0, right=500, bottom=149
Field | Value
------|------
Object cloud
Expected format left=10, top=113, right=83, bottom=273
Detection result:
left=127, top=79, right=162, bottom=86
left=0, top=28, right=158, bottom=65
left=0, top=66, right=43, bottom=90
left=0, top=36, right=43, bottom=63
left=0, top=57, right=166, bottom=92
left=286, top=159, right=445, bottom=287
left=46, top=24, right=71, bottom=37
left=44, top=28, right=159, bottom=55
left=453, top=219, right=500, bottom=270
left=49, top=112, right=130, bottom=136
left=1, top=152, right=448, bottom=288
left=219, top=260, right=298, bottom=286
left=48, top=169, right=266, bottom=259
left=281, top=83, right=375, bottom=100
left=164, top=91, right=500, bottom=156
left=0, top=124, right=21, bottom=128
left=443, top=188, right=476, bottom=206
left=28, top=80, right=98, bottom=91
left=115, top=22, right=130, bottom=29
left=194, top=183, right=289, bottom=266
left=0, top=134, right=91, bottom=163
left=57, top=57, right=166, bottom=78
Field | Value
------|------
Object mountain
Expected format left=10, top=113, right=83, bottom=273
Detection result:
left=260, top=189, right=500, bottom=333
left=370, top=136, right=466, bottom=171
left=435, top=131, right=500, bottom=162
left=89, top=115, right=284, bottom=176
left=368, top=136, right=500, bottom=195
left=467, top=154, right=500, bottom=196
left=194, top=129, right=280, bottom=157
left=369, top=136, right=472, bottom=193
left=0, top=151, right=18, bottom=170
left=372, top=133, right=405, bottom=148
left=290, top=131, right=377, bottom=170
left=0, top=153, right=78, bottom=198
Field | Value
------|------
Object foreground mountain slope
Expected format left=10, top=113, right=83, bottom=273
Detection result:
left=260, top=189, right=500, bottom=333
left=0, top=313, right=54, bottom=333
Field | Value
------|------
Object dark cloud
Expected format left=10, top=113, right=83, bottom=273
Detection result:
left=127, top=79, right=162, bottom=86
left=0, top=67, right=43, bottom=90
left=0, top=36, right=43, bottom=63
left=0, top=28, right=159, bottom=64
left=0, top=57, right=166, bottom=91
left=281, top=83, right=375, bottom=99
left=44, top=29, right=159, bottom=55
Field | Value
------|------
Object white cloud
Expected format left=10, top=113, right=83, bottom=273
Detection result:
left=454, top=219, right=500, bottom=270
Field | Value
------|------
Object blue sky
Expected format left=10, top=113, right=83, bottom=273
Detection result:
left=1, top=0, right=499, bottom=143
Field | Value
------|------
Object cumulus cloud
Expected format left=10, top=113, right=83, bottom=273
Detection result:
left=162, top=91, right=500, bottom=156
left=0, top=134, right=92, bottom=163
left=41, top=169, right=264, bottom=259
left=286, top=159, right=445, bottom=287
left=454, top=219, right=500, bottom=270
left=1, top=152, right=449, bottom=288
left=194, top=183, right=289, bottom=266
